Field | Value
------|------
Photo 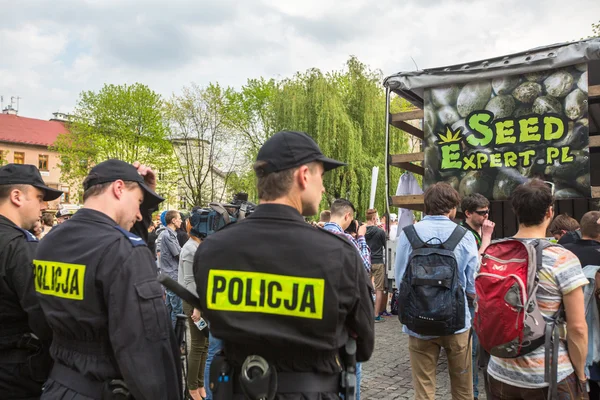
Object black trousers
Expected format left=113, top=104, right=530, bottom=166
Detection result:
left=40, top=378, right=96, bottom=400
left=0, top=362, right=44, bottom=400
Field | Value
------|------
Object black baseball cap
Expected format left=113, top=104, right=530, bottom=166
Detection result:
left=83, top=159, right=164, bottom=207
left=256, top=130, right=346, bottom=173
left=0, top=164, right=63, bottom=201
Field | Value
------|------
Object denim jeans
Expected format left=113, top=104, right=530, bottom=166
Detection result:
left=165, top=289, right=183, bottom=329
left=469, top=305, right=479, bottom=398
left=204, top=331, right=224, bottom=400
left=356, top=362, right=361, bottom=400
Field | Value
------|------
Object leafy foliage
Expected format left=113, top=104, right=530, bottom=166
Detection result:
left=51, top=83, right=177, bottom=203
left=230, top=56, right=412, bottom=218
left=591, top=20, right=600, bottom=38
left=164, top=83, right=243, bottom=206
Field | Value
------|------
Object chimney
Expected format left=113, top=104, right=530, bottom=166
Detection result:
left=50, top=112, right=70, bottom=122
left=2, top=105, right=17, bottom=115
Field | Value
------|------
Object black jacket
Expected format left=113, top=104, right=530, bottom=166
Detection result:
left=558, top=230, right=581, bottom=245
left=194, top=204, right=374, bottom=395
left=563, top=238, right=600, bottom=268
left=365, top=225, right=386, bottom=264
left=34, top=209, right=182, bottom=400
left=0, top=215, right=53, bottom=397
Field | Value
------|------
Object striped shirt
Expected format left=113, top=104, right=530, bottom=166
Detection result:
left=323, top=222, right=371, bottom=273
left=487, top=242, right=588, bottom=388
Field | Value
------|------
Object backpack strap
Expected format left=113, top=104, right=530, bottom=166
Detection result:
left=534, top=238, right=564, bottom=400
left=544, top=305, right=562, bottom=400
left=441, top=225, right=468, bottom=251
left=403, top=225, right=426, bottom=250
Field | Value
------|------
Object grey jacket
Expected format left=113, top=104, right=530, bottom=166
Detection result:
left=158, top=227, right=180, bottom=280
left=177, top=238, right=200, bottom=297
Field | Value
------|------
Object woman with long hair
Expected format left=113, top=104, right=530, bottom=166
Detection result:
left=178, top=212, right=209, bottom=399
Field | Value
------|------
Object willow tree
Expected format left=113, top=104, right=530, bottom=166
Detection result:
left=229, top=57, right=412, bottom=218
left=269, top=57, right=411, bottom=218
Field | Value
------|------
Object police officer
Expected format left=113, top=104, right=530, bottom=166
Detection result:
left=35, top=159, right=182, bottom=400
left=194, top=130, right=375, bottom=399
left=0, top=163, right=62, bottom=399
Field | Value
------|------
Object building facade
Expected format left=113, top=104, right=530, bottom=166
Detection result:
left=0, top=109, right=76, bottom=209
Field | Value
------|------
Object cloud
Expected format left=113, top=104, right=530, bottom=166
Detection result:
left=0, top=0, right=598, bottom=120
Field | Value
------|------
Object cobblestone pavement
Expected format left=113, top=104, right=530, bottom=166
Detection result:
left=361, top=316, right=486, bottom=400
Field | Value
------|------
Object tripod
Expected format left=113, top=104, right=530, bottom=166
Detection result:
left=174, top=314, right=190, bottom=399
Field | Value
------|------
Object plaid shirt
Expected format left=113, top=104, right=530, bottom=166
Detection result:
left=323, top=222, right=371, bottom=273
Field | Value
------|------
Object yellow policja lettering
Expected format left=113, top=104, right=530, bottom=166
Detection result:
left=33, top=260, right=85, bottom=300
left=207, top=270, right=325, bottom=319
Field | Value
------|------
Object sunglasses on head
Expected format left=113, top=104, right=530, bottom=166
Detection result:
left=543, top=180, right=556, bottom=196
left=474, top=210, right=490, bottom=216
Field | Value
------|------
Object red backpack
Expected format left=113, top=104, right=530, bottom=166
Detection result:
left=475, top=238, right=566, bottom=399
left=474, top=238, right=564, bottom=356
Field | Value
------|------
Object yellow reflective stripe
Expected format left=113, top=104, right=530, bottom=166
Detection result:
left=33, top=260, right=85, bottom=300
left=207, top=269, right=325, bottom=320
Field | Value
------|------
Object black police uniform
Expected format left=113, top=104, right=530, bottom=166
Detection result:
left=0, top=216, right=53, bottom=399
left=0, top=164, right=62, bottom=399
left=34, top=208, right=182, bottom=399
left=194, top=203, right=375, bottom=399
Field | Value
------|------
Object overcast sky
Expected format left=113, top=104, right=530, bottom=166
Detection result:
left=1, top=0, right=598, bottom=120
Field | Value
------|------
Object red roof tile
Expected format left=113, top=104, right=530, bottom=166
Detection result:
left=0, top=114, right=68, bottom=147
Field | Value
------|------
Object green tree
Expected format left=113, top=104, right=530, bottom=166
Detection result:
left=164, top=83, right=244, bottom=207
left=52, top=83, right=177, bottom=203
left=231, top=57, right=412, bottom=218
left=228, top=78, right=278, bottom=156
left=591, top=20, right=600, bottom=38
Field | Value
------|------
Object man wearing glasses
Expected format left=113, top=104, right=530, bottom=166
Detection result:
left=460, top=193, right=495, bottom=256
left=460, top=193, right=495, bottom=400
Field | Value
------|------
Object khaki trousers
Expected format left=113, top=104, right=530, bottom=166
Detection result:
left=408, top=329, right=473, bottom=400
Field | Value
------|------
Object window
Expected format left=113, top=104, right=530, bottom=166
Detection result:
left=39, top=154, right=49, bottom=171
left=0, top=149, right=7, bottom=165
left=14, top=152, right=24, bottom=164
left=61, top=186, right=70, bottom=204
left=179, top=197, right=188, bottom=210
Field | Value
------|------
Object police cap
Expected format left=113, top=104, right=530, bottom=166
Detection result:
left=257, top=130, right=346, bottom=173
left=0, top=163, right=63, bottom=201
left=83, top=159, right=164, bottom=207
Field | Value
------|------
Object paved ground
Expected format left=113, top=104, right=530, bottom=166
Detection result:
left=361, top=316, right=486, bottom=400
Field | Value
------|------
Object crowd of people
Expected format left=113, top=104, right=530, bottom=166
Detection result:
left=394, top=181, right=599, bottom=400
left=1, top=129, right=600, bottom=400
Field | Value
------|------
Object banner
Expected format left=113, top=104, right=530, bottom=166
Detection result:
left=423, top=64, right=590, bottom=199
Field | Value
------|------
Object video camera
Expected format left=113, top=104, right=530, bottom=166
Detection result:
left=190, top=192, right=256, bottom=238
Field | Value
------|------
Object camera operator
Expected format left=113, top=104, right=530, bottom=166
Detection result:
left=193, top=130, right=374, bottom=400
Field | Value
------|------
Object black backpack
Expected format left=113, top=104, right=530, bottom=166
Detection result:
left=398, top=224, right=467, bottom=336
left=390, top=289, right=399, bottom=315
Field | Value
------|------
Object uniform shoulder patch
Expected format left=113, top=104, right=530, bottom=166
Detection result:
left=15, top=226, right=38, bottom=242
left=113, top=225, right=147, bottom=247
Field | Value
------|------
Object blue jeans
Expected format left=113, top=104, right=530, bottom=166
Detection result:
left=204, top=331, right=224, bottom=400
left=165, top=289, right=183, bottom=329
left=469, top=305, right=479, bottom=398
left=356, top=362, right=361, bottom=400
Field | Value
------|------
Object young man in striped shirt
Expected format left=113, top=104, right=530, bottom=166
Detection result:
left=487, top=179, right=589, bottom=399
